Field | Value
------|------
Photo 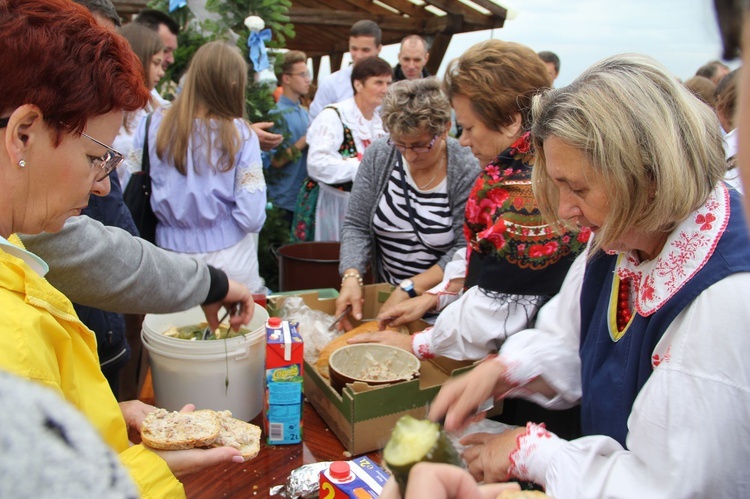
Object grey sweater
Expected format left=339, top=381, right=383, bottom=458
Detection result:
left=19, top=216, right=211, bottom=314
left=339, top=136, right=480, bottom=278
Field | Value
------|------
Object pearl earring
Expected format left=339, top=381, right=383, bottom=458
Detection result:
left=18, top=160, right=26, bottom=168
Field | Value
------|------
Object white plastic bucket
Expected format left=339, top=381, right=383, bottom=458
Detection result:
left=142, top=304, right=268, bottom=422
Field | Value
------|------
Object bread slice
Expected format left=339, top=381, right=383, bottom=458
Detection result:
left=212, top=410, right=262, bottom=461
left=316, top=321, right=409, bottom=378
left=141, top=409, right=221, bottom=450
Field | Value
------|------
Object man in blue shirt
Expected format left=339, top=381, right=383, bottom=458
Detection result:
left=266, top=50, right=311, bottom=228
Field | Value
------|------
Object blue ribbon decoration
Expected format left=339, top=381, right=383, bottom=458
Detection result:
left=247, top=28, right=272, bottom=72
left=168, top=0, right=186, bottom=12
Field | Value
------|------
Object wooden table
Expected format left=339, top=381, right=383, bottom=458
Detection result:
left=140, top=374, right=382, bottom=498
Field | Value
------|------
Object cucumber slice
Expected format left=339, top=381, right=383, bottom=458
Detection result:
left=383, top=415, right=463, bottom=495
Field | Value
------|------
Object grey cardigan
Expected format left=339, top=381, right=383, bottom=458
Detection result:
left=20, top=216, right=211, bottom=314
left=339, top=136, right=480, bottom=279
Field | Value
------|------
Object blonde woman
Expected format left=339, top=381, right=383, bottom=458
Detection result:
left=430, top=54, right=750, bottom=497
left=115, top=22, right=164, bottom=188
left=134, top=41, right=267, bottom=293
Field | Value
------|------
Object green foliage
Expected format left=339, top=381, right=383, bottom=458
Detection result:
left=258, top=206, right=292, bottom=292
left=205, top=0, right=294, bottom=47
left=147, top=0, right=294, bottom=101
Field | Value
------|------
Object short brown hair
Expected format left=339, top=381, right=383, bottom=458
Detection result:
left=684, top=75, right=717, bottom=107
left=443, top=39, right=550, bottom=131
left=695, top=59, right=730, bottom=80
left=715, top=68, right=739, bottom=127
left=351, top=56, right=392, bottom=93
left=350, top=20, right=381, bottom=46
left=277, top=50, right=307, bottom=83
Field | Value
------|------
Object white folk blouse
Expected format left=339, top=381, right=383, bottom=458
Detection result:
left=493, top=184, right=750, bottom=497
left=306, top=97, right=386, bottom=186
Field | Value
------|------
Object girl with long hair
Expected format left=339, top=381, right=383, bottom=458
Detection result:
left=134, top=41, right=267, bottom=292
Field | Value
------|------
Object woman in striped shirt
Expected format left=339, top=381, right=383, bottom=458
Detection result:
left=335, top=78, right=480, bottom=326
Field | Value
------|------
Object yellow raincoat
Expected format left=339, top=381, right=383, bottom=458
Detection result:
left=0, top=236, right=184, bottom=498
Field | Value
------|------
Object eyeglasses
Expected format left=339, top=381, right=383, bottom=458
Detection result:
left=285, top=71, right=311, bottom=79
left=80, top=131, right=125, bottom=182
left=387, top=135, right=439, bottom=154
left=0, top=117, right=124, bottom=182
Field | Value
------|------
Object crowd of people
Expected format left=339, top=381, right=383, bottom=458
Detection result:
left=1, top=0, right=750, bottom=497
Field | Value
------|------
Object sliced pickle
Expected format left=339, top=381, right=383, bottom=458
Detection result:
left=383, top=415, right=463, bottom=495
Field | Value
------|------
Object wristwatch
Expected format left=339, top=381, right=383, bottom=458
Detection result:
left=398, top=278, right=417, bottom=298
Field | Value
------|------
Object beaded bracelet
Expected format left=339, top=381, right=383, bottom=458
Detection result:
left=341, top=272, right=363, bottom=287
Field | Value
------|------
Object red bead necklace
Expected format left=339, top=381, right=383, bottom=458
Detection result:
left=616, top=278, right=633, bottom=332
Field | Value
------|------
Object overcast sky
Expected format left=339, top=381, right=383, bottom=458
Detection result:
left=318, top=0, right=736, bottom=86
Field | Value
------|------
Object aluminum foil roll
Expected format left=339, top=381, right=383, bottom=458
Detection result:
left=270, top=461, right=333, bottom=498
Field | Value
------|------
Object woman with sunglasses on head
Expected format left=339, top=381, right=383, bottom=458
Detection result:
left=335, top=77, right=479, bottom=327
left=0, top=1, right=247, bottom=496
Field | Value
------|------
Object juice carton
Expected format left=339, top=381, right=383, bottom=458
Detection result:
left=264, top=317, right=304, bottom=444
left=319, top=457, right=390, bottom=499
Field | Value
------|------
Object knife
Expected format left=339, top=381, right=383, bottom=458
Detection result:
left=328, top=305, right=353, bottom=332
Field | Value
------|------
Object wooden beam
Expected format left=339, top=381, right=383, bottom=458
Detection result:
left=375, top=0, right=428, bottom=17
left=465, top=0, right=507, bottom=18
left=288, top=7, right=425, bottom=31
left=425, top=31, right=452, bottom=75
left=300, top=0, right=360, bottom=13
left=330, top=52, right=344, bottom=72
left=312, top=56, right=322, bottom=84
left=425, top=12, right=464, bottom=34
left=339, top=0, right=398, bottom=16
left=423, top=0, right=488, bottom=25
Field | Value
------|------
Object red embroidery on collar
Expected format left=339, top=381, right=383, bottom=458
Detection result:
left=616, top=184, right=730, bottom=316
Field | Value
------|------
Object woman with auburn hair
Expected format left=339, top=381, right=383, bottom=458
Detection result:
left=0, top=1, right=246, bottom=496
left=352, top=40, right=587, bottom=438
left=429, top=54, right=750, bottom=497
left=136, top=41, right=267, bottom=293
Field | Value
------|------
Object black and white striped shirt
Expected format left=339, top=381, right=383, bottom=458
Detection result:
left=373, top=163, right=454, bottom=284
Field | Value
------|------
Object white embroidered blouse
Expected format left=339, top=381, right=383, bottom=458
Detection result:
left=492, top=183, right=750, bottom=497
left=306, top=97, right=386, bottom=186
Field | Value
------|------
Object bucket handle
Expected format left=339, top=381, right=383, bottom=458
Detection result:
left=232, top=345, right=253, bottom=361
left=269, top=244, right=280, bottom=263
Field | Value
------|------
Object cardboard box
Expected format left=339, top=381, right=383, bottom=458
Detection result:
left=268, top=286, right=386, bottom=318
left=271, top=284, right=501, bottom=455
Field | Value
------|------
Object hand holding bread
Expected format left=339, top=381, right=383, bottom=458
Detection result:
left=141, top=408, right=261, bottom=461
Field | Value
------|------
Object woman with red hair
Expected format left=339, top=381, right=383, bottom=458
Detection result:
left=0, top=0, right=244, bottom=496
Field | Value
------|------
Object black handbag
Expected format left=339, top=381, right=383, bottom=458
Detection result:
left=123, top=113, right=157, bottom=243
